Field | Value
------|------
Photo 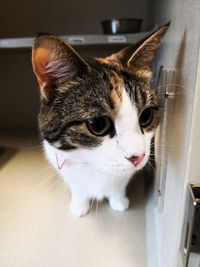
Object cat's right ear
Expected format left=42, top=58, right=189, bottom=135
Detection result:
left=32, top=35, right=90, bottom=99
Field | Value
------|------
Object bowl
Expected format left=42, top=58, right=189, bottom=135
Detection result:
left=101, top=18, right=143, bottom=34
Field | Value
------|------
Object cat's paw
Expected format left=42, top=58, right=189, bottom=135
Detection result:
left=70, top=199, right=90, bottom=217
left=109, top=196, right=129, bottom=211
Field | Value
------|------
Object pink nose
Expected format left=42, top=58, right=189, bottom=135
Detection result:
left=128, top=154, right=145, bottom=166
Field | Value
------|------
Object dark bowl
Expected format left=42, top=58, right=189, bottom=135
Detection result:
left=101, top=18, right=143, bottom=34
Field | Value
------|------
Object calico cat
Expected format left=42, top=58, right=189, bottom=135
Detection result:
left=32, top=25, right=168, bottom=217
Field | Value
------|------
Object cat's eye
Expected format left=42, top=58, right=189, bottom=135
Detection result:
left=86, top=116, right=113, bottom=136
left=139, top=108, right=155, bottom=128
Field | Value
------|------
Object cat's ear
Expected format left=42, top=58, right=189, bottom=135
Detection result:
left=111, top=24, right=169, bottom=77
left=32, top=35, right=90, bottom=99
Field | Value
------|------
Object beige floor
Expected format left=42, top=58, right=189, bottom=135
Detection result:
left=0, top=133, right=147, bottom=267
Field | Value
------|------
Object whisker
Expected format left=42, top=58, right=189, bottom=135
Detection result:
left=144, top=164, right=152, bottom=178
left=45, top=176, right=63, bottom=193
left=149, top=153, right=156, bottom=156
left=153, top=144, right=177, bottom=148
left=95, top=200, right=99, bottom=221
left=29, top=146, right=44, bottom=151
left=89, top=197, right=95, bottom=215
left=146, top=161, right=155, bottom=172
left=153, top=83, right=187, bottom=91
left=26, top=166, right=53, bottom=183
left=38, top=172, right=59, bottom=187
left=56, top=188, right=70, bottom=208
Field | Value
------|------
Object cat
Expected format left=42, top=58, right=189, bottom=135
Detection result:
left=32, top=25, right=168, bottom=217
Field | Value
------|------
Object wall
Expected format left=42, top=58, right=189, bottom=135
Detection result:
left=0, top=0, right=150, bottom=38
left=0, top=0, right=150, bottom=133
left=0, top=49, right=39, bottom=133
left=150, top=1, right=200, bottom=266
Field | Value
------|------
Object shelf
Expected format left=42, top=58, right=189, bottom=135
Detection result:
left=0, top=30, right=152, bottom=49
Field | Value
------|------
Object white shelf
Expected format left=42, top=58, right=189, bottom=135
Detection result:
left=0, top=31, right=152, bottom=49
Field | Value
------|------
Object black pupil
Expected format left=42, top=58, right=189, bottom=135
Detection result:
left=87, top=116, right=111, bottom=136
left=139, top=108, right=154, bottom=127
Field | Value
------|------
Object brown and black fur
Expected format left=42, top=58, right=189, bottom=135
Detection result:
left=32, top=25, right=169, bottom=151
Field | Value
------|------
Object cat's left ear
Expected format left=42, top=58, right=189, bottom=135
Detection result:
left=111, top=24, right=169, bottom=76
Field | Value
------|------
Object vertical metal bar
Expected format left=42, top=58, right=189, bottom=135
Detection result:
left=155, top=67, right=176, bottom=211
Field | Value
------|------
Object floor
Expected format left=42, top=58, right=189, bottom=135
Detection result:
left=0, top=133, right=147, bottom=267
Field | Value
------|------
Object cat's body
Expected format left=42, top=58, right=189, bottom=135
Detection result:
left=32, top=25, right=168, bottom=216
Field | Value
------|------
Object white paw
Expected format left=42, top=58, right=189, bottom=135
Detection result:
left=70, top=199, right=90, bottom=217
left=109, top=196, right=129, bottom=211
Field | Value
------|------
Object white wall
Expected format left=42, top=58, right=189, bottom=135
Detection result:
left=150, top=1, right=200, bottom=266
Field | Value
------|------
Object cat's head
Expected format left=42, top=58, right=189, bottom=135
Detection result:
left=32, top=25, right=168, bottom=175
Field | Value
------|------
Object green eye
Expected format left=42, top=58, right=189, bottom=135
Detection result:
left=139, top=108, right=155, bottom=128
left=86, top=116, right=113, bottom=136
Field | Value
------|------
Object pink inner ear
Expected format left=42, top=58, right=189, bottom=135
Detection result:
left=32, top=47, right=52, bottom=94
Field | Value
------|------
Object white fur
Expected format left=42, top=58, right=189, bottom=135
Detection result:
left=44, top=88, right=153, bottom=217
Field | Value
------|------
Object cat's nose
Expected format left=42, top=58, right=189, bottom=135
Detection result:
left=128, top=154, right=145, bottom=166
